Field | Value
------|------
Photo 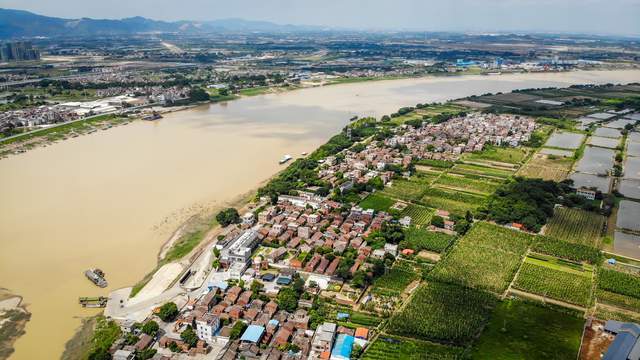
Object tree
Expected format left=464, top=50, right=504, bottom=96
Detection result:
left=188, top=87, right=210, bottom=102
left=230, top=321, right=248, bottom=339
left=431, top=215, right=445, bottom=228
left=216, top=208, right=240, bottom=227
left=141, top=320, right=159, bottom=336
left=135, top=349, right=157, bottom=360
left=180, top=325, right=198, bottom=348
left=158, top=302, right=179, bottom=322
left=277, top=287, right=300, bottom=312
left=88, top=349, right=112, bottom=360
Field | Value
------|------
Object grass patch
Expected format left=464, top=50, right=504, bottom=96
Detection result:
left=544, top=207, right=605, bottom=247
left=363, top=335, right=463, bottom=360
left=401, top=227, right=455, bottom=253
left=472, top=300, right=584, bottom=360
left=359, top=193, right=395, bottom=212
left=463, top=146, right=529, bottom=165
left=387, top=282, right=496, bottom=345
left=513, top=259, right=593, bottom=306
left=428, top=222, right=535, bottom=293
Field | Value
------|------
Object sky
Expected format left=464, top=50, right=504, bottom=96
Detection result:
left=2, top=0, right=640, bottom=36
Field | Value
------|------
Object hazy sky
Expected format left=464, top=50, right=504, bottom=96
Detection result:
left=2, top=0, right=640, bottom=36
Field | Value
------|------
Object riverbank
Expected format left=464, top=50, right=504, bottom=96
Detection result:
left=0, top=291, right=30, bottom=360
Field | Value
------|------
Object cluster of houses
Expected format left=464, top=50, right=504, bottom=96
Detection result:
left=389, top=113, right=535, bottom=160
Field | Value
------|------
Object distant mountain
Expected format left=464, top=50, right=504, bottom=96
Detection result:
left=0, top=8, right=323, bottom=38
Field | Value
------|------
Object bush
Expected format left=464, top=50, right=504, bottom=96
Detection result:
left=216, top=208, right=240, bottom=227
left=158, top=302, right=179, bottom=322
left=141, top=320, right=159, bottom=336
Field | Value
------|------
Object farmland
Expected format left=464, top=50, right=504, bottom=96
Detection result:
left=597, top=268, right=640, bottom=299
left=371, top=260, right=420, bottom=296
left=387, top=282, right=496, bottom=345
left=531, top=236, right=602, bottom=264
left=362, top=335, right=463, bottom=360
left=434, top=174, right=501, bottom=195
left=544, top=207, right=605, bottom=247
left=472, top=300, right=584, bottom=360
left=402, top=227, right=455, bottom=253
left=381, top=177, right=432, bottom=202
left=596, top=289, right=640, bottom=312
left=513, top=256, right=593, bottom=306
left=420, top=187, right=485, bottom=215
left=400, top=204, right=434, bottom=226
left=518, top=153, right=573, bottom=181
left=359, top=193, right=395, bottom=212
left=462, top=146, right=529, bottom=165
left=428, top=222, right=534, bottom=293
left=450, top=163, right=514, bottom=179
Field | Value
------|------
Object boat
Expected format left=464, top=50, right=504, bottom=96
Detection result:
left=279, top=155, right=293, bottom=164
left=142, top=112, right=163, bottom=121
left=84, top=268, right=108, bottom=288
left=301, top=152, right=308, bottom=156
left=79, top=296, right=108, bottom=308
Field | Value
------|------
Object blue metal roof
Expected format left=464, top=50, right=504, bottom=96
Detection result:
left=331, top=334, right=354, bottom=360
left=604, top=333, right=638, bottom=360
left=268, top=319, right=280, bottom=327
left=240, top=325, right=265, bottom=343
left=336, top=312, right=350, bottom=320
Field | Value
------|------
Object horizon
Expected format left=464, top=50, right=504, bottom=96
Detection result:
left=1, top=0, right=640, bottom=37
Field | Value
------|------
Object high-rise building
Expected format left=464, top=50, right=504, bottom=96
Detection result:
left=0, top=41, right=40, bottom=62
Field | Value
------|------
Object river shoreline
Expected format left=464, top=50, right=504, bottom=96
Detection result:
left=3, top=67, right=634, bottom=161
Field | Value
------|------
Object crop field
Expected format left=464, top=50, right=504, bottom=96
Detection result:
left=434, top=174, right=501, bottom=195
left=359, top=193, right=396, bottom=212
left=532, top=236, right=601, bottom=264
left=472, top=300, right=584, bottom=360
left=387, top=282, right=496, bottom=344
left=598, top=268, right=640, bottom=299
left=428, top=222, right=535, bottom=293
left=518, top=153, right=573, bottom=181
left=595, top=289, right=640, bottom=312
left=381, top=177, right=431, bottom=202
left=362, top=335, right=463, bottom=360
left=451, top=163, right=514, bottom=179
left=513, top=257, right=593, bottom=306
left=372, top=261, right=419, bottom=296
left=463, top=146, right=529, bottom=165
left=544, top=207, right=605, bottom=247
left=420, top=187, right=486, bottom=215
left=400, top=204, right=434, bottom=226
left=402, top=227, right=455, bottom=253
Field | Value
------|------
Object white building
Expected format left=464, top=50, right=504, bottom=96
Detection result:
left=195, top=313, right=220, bottom=343
left=220, top=230, right=259, bottom=265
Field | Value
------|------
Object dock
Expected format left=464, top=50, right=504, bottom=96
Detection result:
left=79, top=296, right=108, bottom=308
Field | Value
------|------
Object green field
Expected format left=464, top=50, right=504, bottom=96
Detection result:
left=513, top=257, right=593, bottom=306
left=434, top=174, right=501, bottom=195
left=387, top=282, right=496, bottom=345
left=402, top=227, right=455, bottom=253
left=359, top=193, right=396, bottom=212
left=531, top=236, right=601, bottom=264
left=429, top=222, right=534, bottom=293
left=450, top=163, right=515, bottom=179
left=400, top=204, right=435, bottom=226
left=363, top=335, right=463, bottom=360
left=420, top=187, right=486, bottom=215
left=544, top=207, right=605, bottom=247
left=472, top=300, right=584, bottom=360
left=381, top=177, right=431, bottom=202
left=372, top=261, right=420, bottom=296
left=463, top=146, right=529, bottom=165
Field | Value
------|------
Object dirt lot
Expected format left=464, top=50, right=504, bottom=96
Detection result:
left=579, top=320, right=614, bottom=360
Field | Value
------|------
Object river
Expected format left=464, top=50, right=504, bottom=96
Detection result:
left=1, top=70, right=639, bottom=359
